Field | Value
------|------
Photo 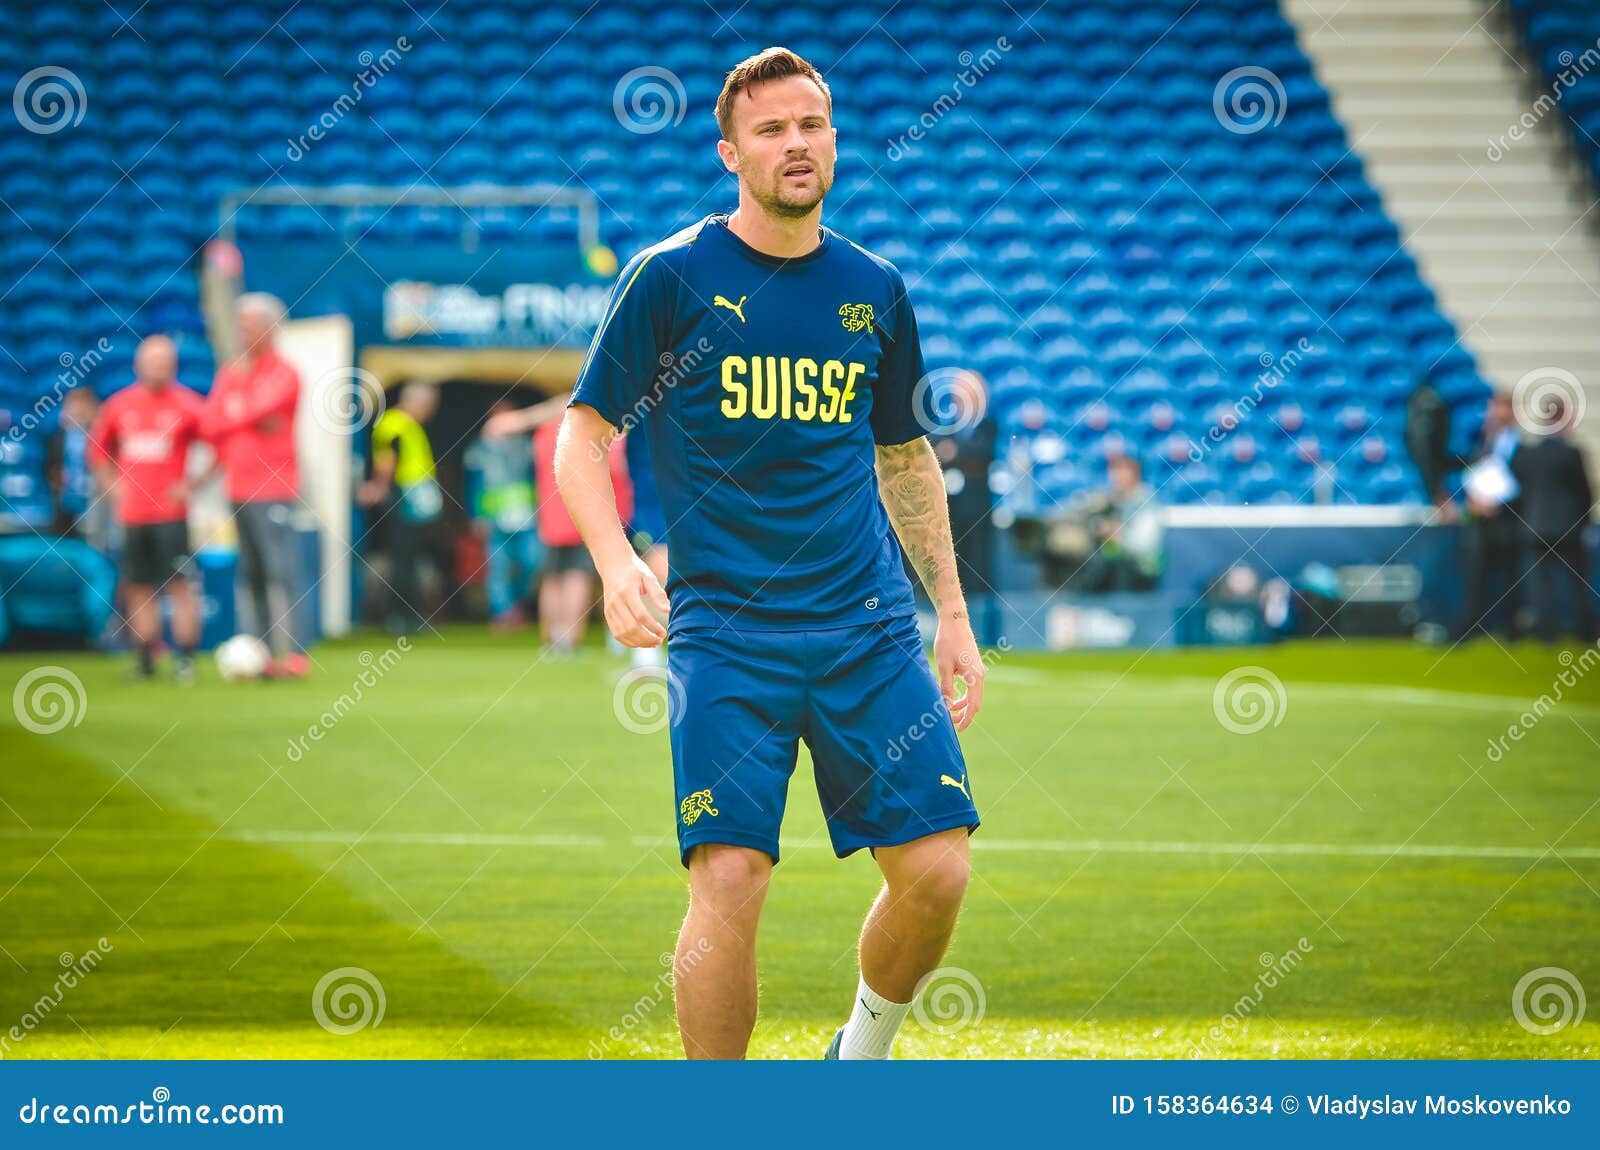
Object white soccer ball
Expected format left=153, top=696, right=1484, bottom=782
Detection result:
left=215, top=634, right=271, bottom=681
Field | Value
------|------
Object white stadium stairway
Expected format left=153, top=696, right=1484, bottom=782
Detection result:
left=1286, top=0, right=1600, bottom=465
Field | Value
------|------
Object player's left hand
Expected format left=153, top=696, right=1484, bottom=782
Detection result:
left=935, top=609, right=985, bottom=732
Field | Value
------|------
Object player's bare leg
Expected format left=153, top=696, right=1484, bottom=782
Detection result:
left=833, top=827, right=970, bottom=1058
left=676, top=843, right=771, bottom=1059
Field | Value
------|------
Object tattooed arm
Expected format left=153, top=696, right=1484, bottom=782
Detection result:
left=875, top=437, right=985, bottom=729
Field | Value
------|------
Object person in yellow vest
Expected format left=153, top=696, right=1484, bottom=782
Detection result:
left=359, top=383, right=441, bottom=635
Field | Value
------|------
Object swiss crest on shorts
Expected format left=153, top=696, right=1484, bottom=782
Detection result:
left=680, top=789, right=718, bottom=826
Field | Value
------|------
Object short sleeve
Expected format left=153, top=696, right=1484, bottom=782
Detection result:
left=371, top=411, right=402, bottom=465
left=869, top=267, right=929, bottom=447
left=569, top=249, right=671, bottom=430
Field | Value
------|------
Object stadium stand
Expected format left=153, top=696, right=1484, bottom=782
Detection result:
left=1510, top=0, right=1600, bottom=180
left=0, top=0, right=1492, bottom=529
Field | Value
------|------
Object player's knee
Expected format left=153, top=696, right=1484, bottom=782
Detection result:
left=896, top=846, right=969, bottom=915
left=688, top=844, right=771, bottom=915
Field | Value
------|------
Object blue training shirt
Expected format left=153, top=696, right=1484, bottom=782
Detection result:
left=569, top=212, right=927, bottom=636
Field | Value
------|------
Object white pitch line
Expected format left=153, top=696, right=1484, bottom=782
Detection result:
left=1, top=827, right=1595, bottom=862
left=1000, top=672, right=1600, bottom=717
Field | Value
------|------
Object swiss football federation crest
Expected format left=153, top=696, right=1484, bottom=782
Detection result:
left=838, top=302, right=874, bottom=334
left=680, top=789, right=719, bottom=826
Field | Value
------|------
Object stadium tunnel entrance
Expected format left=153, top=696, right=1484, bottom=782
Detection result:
left=350, top=347, right=584, bottom=629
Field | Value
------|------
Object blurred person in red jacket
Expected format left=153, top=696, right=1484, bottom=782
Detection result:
left=88, top=335, right=207, bottom=682
left=535, top=416, right=632, bottom=653
left=486, top=395, right=631, bottom=653
left=204, top=292, right=309, bottom=677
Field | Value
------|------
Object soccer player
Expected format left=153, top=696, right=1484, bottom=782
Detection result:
left=555, top=47, right=984, bottom=1060
left=204, top=293, right=309, bottom=677
left=88, top=335, right=206, bottom=681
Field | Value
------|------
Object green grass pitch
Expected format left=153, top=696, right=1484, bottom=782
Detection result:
left=1, top=631, right=1596, bottom=1059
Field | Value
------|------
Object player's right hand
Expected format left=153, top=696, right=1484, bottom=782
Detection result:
left=601, top=553, right=669, bottom=648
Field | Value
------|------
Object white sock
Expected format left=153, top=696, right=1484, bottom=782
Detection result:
left=839, top=976, right=912, bottom=1060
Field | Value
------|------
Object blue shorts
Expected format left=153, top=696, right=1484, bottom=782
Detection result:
left=667, top=614, right=979, bottom=866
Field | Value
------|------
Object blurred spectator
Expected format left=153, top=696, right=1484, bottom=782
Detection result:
left=1510, top=396, right=1597, bottom=643
left=465, top=399, right=540, bottom=630
left=1081, top=455, right=1163, bottom=592
left=1461, top=392, right=1523, bottom=640
left=360, top=383, right=441, bottom=636
left=87, top=336, right=205, bottom=682
left=204, top=293, right=308, bottom=677
left=533, top=414, right=631, bottom=653
left=929, top=370, right=997, bottom=625
left=46, top=387, right=105, bottom=545
left=1405, top=376, right=1460, bottom=524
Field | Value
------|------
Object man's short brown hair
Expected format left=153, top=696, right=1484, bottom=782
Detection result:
left=714, top=46, right=833, bottom=141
